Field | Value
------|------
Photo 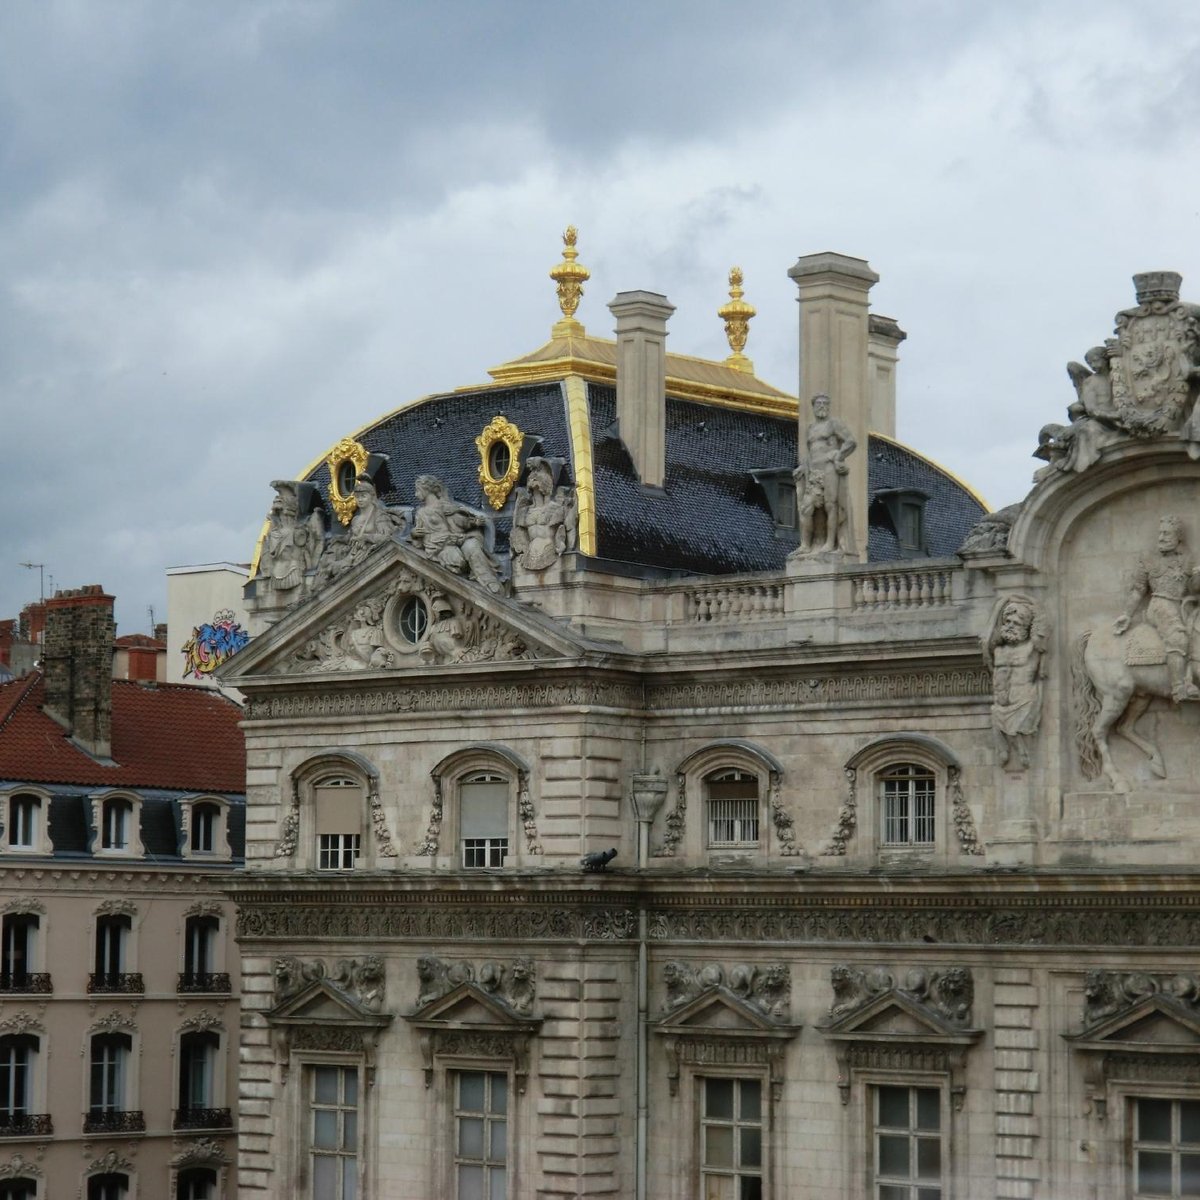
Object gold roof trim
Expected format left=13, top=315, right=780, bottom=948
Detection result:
left=869, top=431, right=992, bottom=513
left=563, top=374, right=597, bottom=556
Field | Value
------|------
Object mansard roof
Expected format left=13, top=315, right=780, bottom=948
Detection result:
left=0, top=671, right=245, bottom=791
left=295, top=378, right=985, bottom=577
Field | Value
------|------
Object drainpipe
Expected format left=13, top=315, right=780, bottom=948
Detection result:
left=630, top=771, right=669, bottom=1200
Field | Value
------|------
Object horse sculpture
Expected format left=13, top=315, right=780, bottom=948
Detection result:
left=1072, top=602, right=1200, bottom=791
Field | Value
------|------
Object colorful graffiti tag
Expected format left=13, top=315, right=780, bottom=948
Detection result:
left=181, top=610, right=250, bottom=679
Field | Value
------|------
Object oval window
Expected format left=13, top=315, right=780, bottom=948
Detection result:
left=487, top=441, right=512, bottom=481
left=337, top=460, right=357, bottom=496
left=398, top=596, right=429, bottom=644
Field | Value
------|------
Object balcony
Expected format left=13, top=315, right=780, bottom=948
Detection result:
left=173, top=1106, right=233, bottom=1131
left=83, top=1109, right=146, bottom=1134
left=0, top=1112, right=53, bottom=1137
left=177, top=972, right=231, bottom=995
left=87, top=972, right=145, bottom=995
left=0, top=973, right=52, bottom=994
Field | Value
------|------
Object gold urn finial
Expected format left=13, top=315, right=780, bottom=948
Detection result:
left=717, top=266, right=756, bottom=373
left=549, top=225, right=590, bottom=337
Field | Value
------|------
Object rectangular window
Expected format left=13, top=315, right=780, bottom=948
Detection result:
left=90, top=1038, right=127, bottom=1114
left=0, top=1041, right=30, bottom=1117
left=873, top=1085, right=942, bottom=1199
left=191, top=805, right=217, bottom=854
left=95, top=917, right=128, bottom=978
left=310, top=1065, right=358, bottom=1200
left=102, top=801, right=130, bottom=851
left=454, top=1070, right=507, bottom=1200
left=7, top=797, right=38, bottom=850
left=460, top=778, right=509, bottom=869
left=706, top=774, right=760, bottom=848
left=1132, top=1097, right=1200, bottom=1198
left=318, top=834, right=361, bottom=871
left=1, top=915, right=35, bottom=988
left=700, top=1076, right=762, bottom=1199
left=881, top=766, right=936, bottom=847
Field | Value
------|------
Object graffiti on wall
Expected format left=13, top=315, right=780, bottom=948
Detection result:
left=181, top=610, right=250, bottom=679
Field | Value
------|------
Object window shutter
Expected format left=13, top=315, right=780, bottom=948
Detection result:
left=314, top=784, right=363, bottom=835
left=460, top=781, right=509, bottom=838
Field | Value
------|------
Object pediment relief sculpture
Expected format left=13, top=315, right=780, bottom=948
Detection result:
left=287, top=573, right=535, bottom=675
left=1080, top=969, right=1200, bottom=1033
left=824, top=965, right=977, bottom=1034
left=1073, top=514, right=1200, bottom=790
left=273, top=954, right=386, bottom=1015
left=662, top=961, right=792, bottom=1023
left=512, top=456, right=577, bottom=572
left=1033, top=271, right=1200, bottom=481
left=986, top=596, right=1049, bottom=770
left=414, top=955, right=536, bottom=1017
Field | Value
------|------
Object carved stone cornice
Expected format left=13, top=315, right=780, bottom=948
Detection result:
left=171, top=1137, right=230, bottom=1168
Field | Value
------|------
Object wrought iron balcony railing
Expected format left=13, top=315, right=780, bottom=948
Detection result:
left=87, top=972, right=145, bottom=995
left=177, top=971, right=231, bottom=994
left=173, top=1106, right=233, bottom=1131
left=83, top=1109, right=145, bottom=1134
left=0, top=973, right=52, bottom=994
left=0, top=1112, right=53, bottom=1137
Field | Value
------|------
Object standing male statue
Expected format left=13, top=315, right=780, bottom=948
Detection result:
left=987, top=597, right=1048, bottom=768
left=1113, top=514, right=1200, bottom=703
left=793, top=393, right=856, bottom=555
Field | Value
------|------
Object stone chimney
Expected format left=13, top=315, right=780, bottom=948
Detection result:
left=867, top=314, right=907, bottom=440
left=788, top=252, right=880, bottom=561
left=42, top=585, right=115, bottom=759
left=608, top=290, right=675, bottom=489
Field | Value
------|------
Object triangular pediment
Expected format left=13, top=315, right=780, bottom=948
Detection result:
left=655, top=988, right=799, bottom=1039
left=223, top=538, right=609, bottom=682
left=406, top=981, right=541, bottom=1031
left=1065, top=994, right=1200, bottom=1050
left=267, top=978, right=389, bottom=1027
left=822, top=990, right=982, bottom=1045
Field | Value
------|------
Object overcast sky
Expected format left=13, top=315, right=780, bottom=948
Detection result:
left=3, top=1, right=1200, bottom=634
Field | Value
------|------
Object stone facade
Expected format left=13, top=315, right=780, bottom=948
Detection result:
left=223, top=254, right=1200, bottom=1199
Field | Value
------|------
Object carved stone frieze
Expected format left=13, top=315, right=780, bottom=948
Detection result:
left=653, top=775, right=687, bottom=857
left=415, top=777, right=443, bottom=857
left=244, top=670, right=990, bottom=723
left=0, top=898, right=44, bottom=916
left=290, top=1026, right=365, bottom=1053
left=0, top=1012, right=42, bottom=1037
left=94, top=898, right=137, bottom=917
left=183, top=900, right=224, bottom=920
left=517, top=776, right=542, bottom=856
left=368, top=781, right=398, bottom=858
left=89, top=1012, right=136, bottom=1034
left=829, top=965, right=974, bottom=1028
left=418, top=1028, right=534, bottom=1092
left=768, top=773, right=802, bottom=856
left=841, top=1042, right=968, bottom=1109
left=663, top=962, right=791, bottom=1021
left=1082, top=969, right=1200, bottom=1028
left=416, top=956, right=536, bottom=1015
left=88, top=1149, right=132, bottom=1175
left=179, top=1009, right=225, bottom=1034
left=170, top=1138, right=230, bottom=1168
left=663, top=1035, right=790, bottom=1101
left=236, top=894, right=1200, bottom=948
left=949, top=766, right=983, bottom=856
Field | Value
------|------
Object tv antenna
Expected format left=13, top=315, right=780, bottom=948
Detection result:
left=19, top=562, right=46, bottom=603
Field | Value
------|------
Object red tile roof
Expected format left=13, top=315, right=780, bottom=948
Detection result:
left=114, top=634, right=165, bottom=649
left=0, top=672, right=245, bottom=791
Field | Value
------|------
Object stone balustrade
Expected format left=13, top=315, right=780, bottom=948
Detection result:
left=850, top=566, right=956, bottom=610
left=682, top=581, right=785, bottom=623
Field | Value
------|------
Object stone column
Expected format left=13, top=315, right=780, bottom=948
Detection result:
left=788, top=253, right=879, bottom=562
left=609, top=290, right=675, bottom=490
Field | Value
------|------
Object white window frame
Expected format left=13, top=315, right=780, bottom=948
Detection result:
left=2, top=790, right=51, bottom=856
left=94, top=913, right=133, bottom=981
left=0, top=1033, right=38, bottom=1120
left=459, top=771, right=511, bottom=870
left=91, top=792, right=145, bottom=859
left=88, top=1031, right=133, bottom=1116
left=181, top=796, right=232, bottom=862
left=180, top=911, right=227, bottom=992
left=1, top=911, right=41, bottom=989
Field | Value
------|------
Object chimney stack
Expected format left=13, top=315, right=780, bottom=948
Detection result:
left=608, top=290, right=675, bottom=490
left=42, top=585, right=115, bottom=759
left=867, top=314, right=907, bottom=440
left=788, top=252, right=880, bottom=561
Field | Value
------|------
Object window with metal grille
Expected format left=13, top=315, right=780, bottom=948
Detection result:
left=309, top=1065, right=358, bottom=1200
left=706, top=770, right=759, bottom=848
left=873, top=1084, right=942, bottom=1199
left=454, top=1070, right=507, bottom=1200
left=315, top=776, right=362, bottom=870
left=700, top=1076, right=763, bottom=1199
left=1132, top=1096, right=1200, bottom=1198
left=880, top=764, right=936, bottom=847
left=461, top=773, right=509, bottom=869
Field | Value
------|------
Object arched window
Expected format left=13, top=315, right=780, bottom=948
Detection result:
left=0, top=1179, right=38, bottom=1200
left=314, top=776, right=362, bottom=870
left=1, top=912, right=42, bottom=992
left=177, top=1031, right=222, bottom=1128
left=191, top=802, right=220, bottom=854
left=5, top=794, right=42, bottom=853
left=704, top=769, right=760, bottom=848
left=87, top=1175, right=128, bottom=1200
left=879, top=763, right=937, bottom=847
left=181, top=914, right=227, bottom=993
left=460, top=771, right=510, bottom=868
left=87, top=1033, right=133, bottom=1129
left=101, top=798, right=133, bottom=851
left=177, top=1167, right=218, bottom=1200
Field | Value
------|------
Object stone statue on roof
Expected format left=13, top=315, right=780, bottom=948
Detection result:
left=792, top=393, right=856, bottom=557
left=512, top=458, right=577, bottom=573
left=258, top=480, right=324, bottom=597
left=315, top=474, right=408, bottom=589
left=410, top=475, right=503, bottom=594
